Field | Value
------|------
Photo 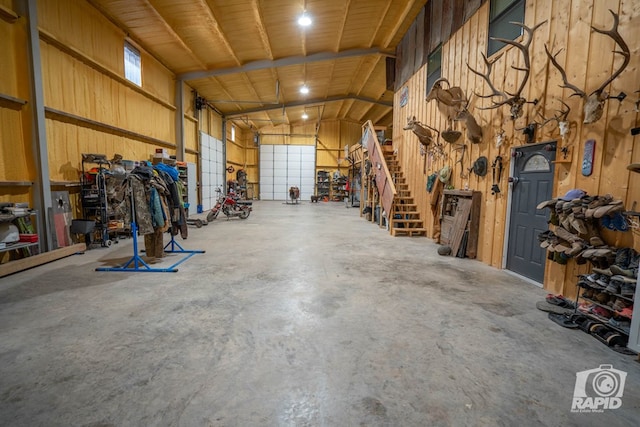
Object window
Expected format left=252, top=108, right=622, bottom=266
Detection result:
left=488, top=0, right=526, bottom=56
left=426, top=45, right=442, bottom=92
left=523, top=154, right=550, bottom=172
left=124, top=42, right=141, bottom=86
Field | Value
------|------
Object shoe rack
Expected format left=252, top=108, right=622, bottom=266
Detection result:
left=628, top=275, right=640, bottom=354
left=575, top=271, right=635, bottom=346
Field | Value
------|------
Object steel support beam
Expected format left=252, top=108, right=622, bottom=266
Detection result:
left=20, top=0, right=53, bottom=251
left=175, top=80, right=185, bottom=161
left=179, top=48, right=393, bottom=81
left=226, top=95, right=392, bottom=117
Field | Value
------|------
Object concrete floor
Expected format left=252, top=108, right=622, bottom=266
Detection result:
left=0, top=201, right=637, bottom=426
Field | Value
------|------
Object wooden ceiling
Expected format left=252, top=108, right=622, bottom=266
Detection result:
left=88, top=0, right=427, bottom=130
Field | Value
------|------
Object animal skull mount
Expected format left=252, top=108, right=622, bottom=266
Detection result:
left=545, top=10, right=630, bottom=124
left=467, top=20, right=547, bottom=120
left=538, top=99, right=571, bottom=139
left=495, top=128, right=506, bottom=149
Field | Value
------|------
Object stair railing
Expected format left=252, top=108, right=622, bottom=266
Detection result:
left=362, top=120, right=396, bottom=221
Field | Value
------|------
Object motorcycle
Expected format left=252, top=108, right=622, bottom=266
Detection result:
left=207, top=187, right=252, bottom=221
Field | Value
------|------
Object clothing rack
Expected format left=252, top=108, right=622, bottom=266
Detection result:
left=96, top=174, right=204, bottom=273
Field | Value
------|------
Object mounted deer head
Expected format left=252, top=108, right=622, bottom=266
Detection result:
left=545, top=10, right=630, bottom=124
left=403, top=116, right=446, bottom=159
left=403, top=116, right=438, bottom=147
left=467, top=21, right=547, bottom=120
left=425, top=78, right=468, bottom=123
left=455, top=109, right=483, bottom=144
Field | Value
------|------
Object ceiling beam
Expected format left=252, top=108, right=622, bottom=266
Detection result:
left=226, top=95, right=392, bottom=117
left=144, top=0, right=207, bottom=69
left=374, top=109, right=394, bottom=126
left=199, top=0, right=241, bottom=66
left=251, top=0, right=274, bottom=60
left=382, top=0, right=420, bottom=48
left=335, top=0, right=351, bottom=52
left=370, top=1, right=393, bottom=48
left=353, top=55, right=382, bottom=96
left=357, top=103, right=377, bottom=123
left=179, top=47, right=393, bottom=81
left=372, top=107, right=391, bottom=125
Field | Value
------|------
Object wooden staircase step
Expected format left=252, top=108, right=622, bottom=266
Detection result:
left=391, top=227, right=427, bottom=237
left=392, top=219, right=424, bottom=224
left=393, top=210, right=420, bottom=216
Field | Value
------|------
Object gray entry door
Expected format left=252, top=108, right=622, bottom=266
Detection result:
left=506, top=142, right=556, bottom=283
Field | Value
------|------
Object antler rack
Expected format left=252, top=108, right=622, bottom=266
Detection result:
left=467, top=20, right=547, bottom=120
left=545, top=10, right=630, bottom=124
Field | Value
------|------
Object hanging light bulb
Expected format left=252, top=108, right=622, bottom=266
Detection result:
left=300, top=85, right=309, bottom=95
left=302, top=112, right=309, bottom=120
left=298, top=11, right=312, bottom=26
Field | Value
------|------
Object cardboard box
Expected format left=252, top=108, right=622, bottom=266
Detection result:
left=154, top=148, right=170, bottom=159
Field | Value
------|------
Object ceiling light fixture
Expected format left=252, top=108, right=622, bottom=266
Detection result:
left=302, top=112, right=309, bottom=120
left=298, top=11, right=312, bottom=27
left=300, top=85, right=309, bottom=95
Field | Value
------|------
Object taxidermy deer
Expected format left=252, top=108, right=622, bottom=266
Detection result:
left=545, top=10, right=629, bottom=124
left=403, top=116, right=438, bottom=146
left=467, top=20, right=547, bottom=120
left=403, top=116, right=445, bottom=159
left=425, top=78, right=482, bottom=144
left=455, top=109, right=483, bottom=144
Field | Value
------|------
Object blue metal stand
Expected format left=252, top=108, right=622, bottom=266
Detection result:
left=96, top=222, right=180, bottom=273
left=95, top=175, right=204, bottom=273
left=164, top=233, right=206, bottom=254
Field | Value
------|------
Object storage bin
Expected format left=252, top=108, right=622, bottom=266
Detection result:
left=70, top=219, right=95, bottom=234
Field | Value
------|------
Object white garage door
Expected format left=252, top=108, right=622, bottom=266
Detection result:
left=200, top=132, right=225, bottom=211
left=260, top=144, right=316, bottom=201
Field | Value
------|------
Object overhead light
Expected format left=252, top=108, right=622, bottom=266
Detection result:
left=298, top=11, right=312, bottom=27
left=302, top=112, right=309, bottom=120
left=300, top=85, right=309, bottom=95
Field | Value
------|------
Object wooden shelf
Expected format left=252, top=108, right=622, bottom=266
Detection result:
left=0, top=241, right=39, bottom=253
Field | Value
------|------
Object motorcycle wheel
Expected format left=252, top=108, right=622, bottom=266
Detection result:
left=207, top=210, right=217, bottom=222
left=239, top=209, right=250, bottom=219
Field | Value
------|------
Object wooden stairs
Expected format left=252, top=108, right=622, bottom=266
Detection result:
left=383, top=151, right=427, bottom=237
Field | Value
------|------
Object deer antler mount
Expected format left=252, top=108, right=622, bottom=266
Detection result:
left=545, top=10, right=630, bottom=124
left=467, top=20, right=547, bottom=120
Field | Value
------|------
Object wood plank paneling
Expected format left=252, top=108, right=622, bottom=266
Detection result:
left=393, top=0, right=639, bottom=293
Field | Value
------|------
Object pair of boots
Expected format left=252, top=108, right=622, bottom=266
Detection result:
left=610, top=247, right=639, bottom=279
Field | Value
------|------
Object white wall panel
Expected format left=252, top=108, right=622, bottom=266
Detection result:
left=259, top=144, right=316, bottom=200
left=200, top=132, right=224, bottom=211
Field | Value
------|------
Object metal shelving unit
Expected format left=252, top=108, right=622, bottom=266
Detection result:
left=79, top=154, right=121, bottom=247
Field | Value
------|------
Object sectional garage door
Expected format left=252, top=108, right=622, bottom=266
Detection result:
left=200, top=132, right=225, bottom=211
left=259, top=145, right=316, bottom=201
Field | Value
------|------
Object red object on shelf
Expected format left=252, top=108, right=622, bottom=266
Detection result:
left=19, top=234, right=38, bottom=243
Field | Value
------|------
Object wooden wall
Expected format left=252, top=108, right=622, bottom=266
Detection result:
left=0, top=0, right=33, bottom=204
left=395, top=0, right=488, bottom=88
left=0, top=0, right=200, bottom=206
left=393, top=0, right=640, bottom=297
